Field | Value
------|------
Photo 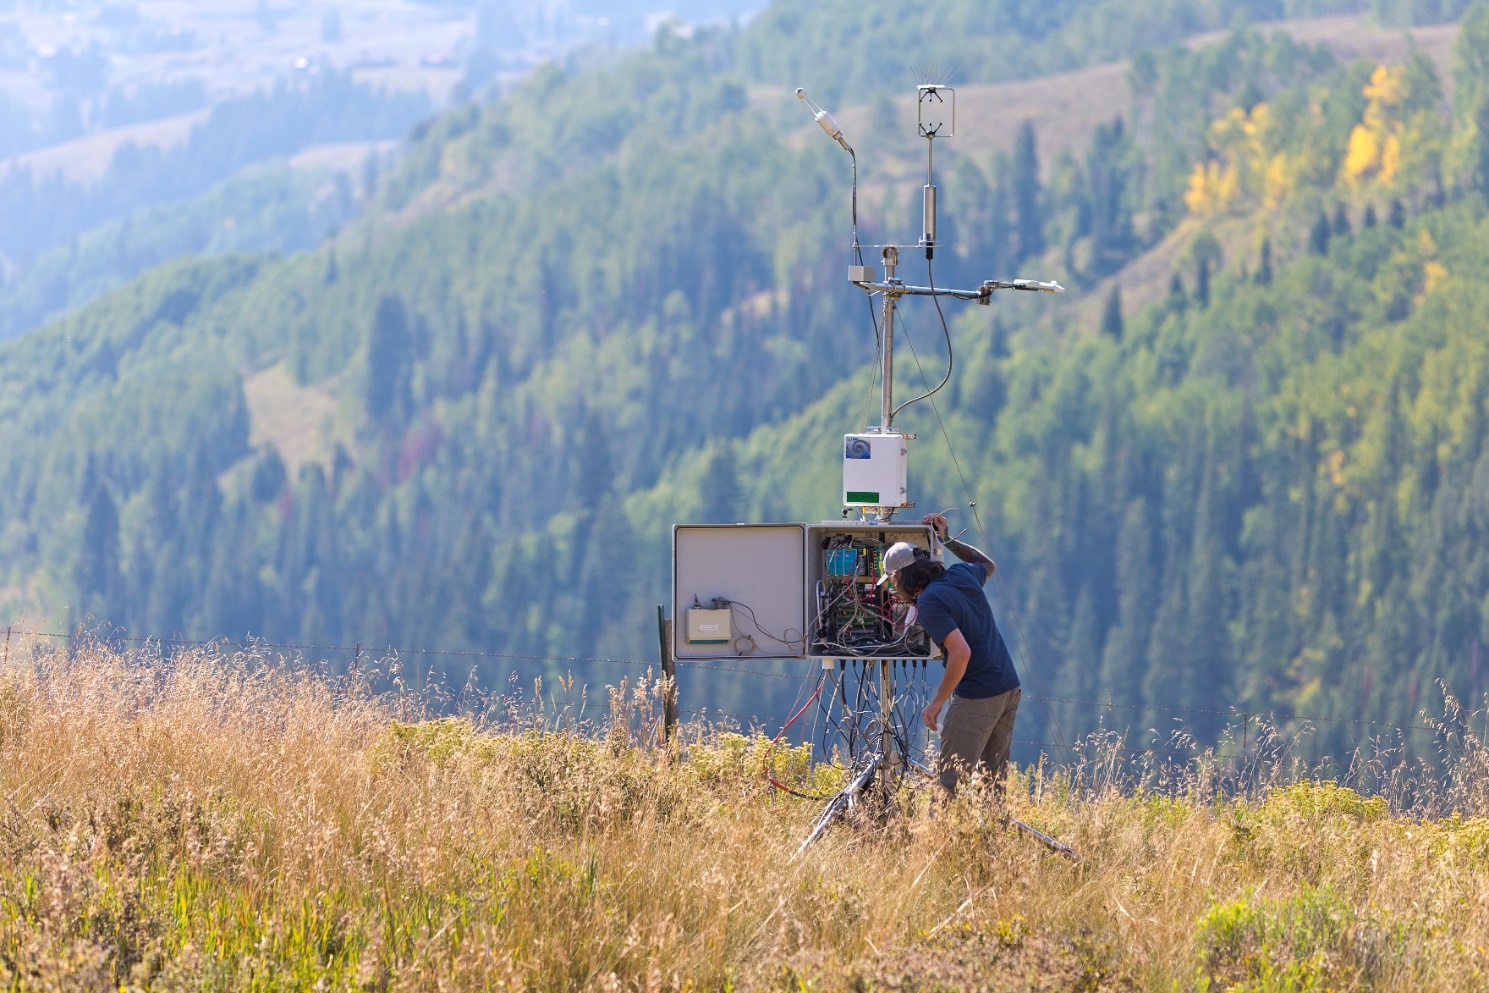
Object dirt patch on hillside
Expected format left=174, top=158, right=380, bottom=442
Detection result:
left=241, top=363, right=353, bottom=477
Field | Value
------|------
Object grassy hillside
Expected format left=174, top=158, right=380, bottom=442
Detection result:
left=0, top=638, right=1486, bottom=989
left=0, top=0, right=1487, bottom=763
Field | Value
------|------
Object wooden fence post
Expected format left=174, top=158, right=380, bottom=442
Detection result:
left=657, top=605, right=677, bottom=742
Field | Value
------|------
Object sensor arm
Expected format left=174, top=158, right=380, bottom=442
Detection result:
left=850, top=275, right=1065, bottom=302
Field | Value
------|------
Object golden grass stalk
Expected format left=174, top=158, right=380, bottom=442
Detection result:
left=1, top=635, right=1486, bottom=991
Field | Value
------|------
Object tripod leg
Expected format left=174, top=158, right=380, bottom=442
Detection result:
left=794, top=752, right=883, bottom=859
left=1005, top=815, right=1080, bottom=861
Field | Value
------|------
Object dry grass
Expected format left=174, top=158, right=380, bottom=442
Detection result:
left=1, top=636, right=1487, bottom=991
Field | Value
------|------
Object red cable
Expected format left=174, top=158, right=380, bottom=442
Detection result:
left=762, top=672, right=832, bottom=799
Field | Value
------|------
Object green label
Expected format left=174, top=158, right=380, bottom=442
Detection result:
left=846, top=490, right=880, bottom=503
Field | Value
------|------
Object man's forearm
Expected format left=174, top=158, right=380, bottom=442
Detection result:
left=943, top=537, right=994, bottom=572
left=932, top=652, right=968, bottom=706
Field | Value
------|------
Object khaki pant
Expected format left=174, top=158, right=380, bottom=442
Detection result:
left=936, top=687, right=1020, bottom=796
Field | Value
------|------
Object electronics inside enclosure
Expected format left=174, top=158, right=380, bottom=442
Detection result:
left=673, top=523, right=937, bottom=661
left=810, top=524, right=932, bottom=658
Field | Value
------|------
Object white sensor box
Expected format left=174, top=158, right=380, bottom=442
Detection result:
left=842, top=432, right=908, bottom=507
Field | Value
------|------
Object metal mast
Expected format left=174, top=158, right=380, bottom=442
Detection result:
left=791, top=80, right=1067, bottom=853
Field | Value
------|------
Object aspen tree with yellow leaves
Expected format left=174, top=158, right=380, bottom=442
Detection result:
left=1341, top=54, right=1445, bottom=192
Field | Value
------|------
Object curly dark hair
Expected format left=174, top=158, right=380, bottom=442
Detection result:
left=895, top=559, right=946, bottom=601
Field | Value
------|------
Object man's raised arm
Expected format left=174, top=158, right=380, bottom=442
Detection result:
left=923, top=512, right=995, bottom=583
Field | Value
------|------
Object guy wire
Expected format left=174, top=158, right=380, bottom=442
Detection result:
left=895, top=300, right=1077, bottom=770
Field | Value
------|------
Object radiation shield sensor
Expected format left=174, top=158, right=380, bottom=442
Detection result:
left=842, top=432, right=908, bottom=508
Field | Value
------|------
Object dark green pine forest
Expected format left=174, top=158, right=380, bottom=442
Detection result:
left=2, top=0, right=1488, bottom=762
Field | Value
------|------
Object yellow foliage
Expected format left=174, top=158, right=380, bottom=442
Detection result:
left=1380, top=132, right=1401, bottom=184
left=1423, top=260, right=1449, bottom=296
left=1325, top=448, right=1346, bottom=487
left=1179, top=104, right=1274, bottom=214
left=1183, top=162, right=1207, bottom=213
left=1363, top=64, right=1406, bottom=111
left=1343, top=61, right=1440, bottom=189
left=1344, top=125, right=1379, bottom=182
left=1184, top=100, right=1299, bottom=214
left=1184, top=156, right=1243, bottom=216
left=1263, top=153, right=1292, bottom=207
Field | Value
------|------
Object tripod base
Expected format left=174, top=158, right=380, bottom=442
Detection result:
left=795, top=753, right=1079, bottom=861
left=794, top=751, right=884, bottom=858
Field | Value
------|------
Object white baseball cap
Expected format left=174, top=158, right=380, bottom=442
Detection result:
left=876, top=542, right=920, bottom=585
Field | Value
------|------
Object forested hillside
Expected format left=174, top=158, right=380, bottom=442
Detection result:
left=1, top=0, right=1486, bottom=762
left=0, top=71, right=427, bottom=342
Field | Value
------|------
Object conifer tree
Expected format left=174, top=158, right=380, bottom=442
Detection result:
left=367, top=294, right=413, bottom=422
left=1085, top=116, right=1134, bottom=272
left=1142, top=572, right=1188, bottom=721
left=1012, top=120, right=1044, bottom=263
left=1474, top=97, right=1489, bottom=195
left=698, top=445, right=740, bottom=523
left=1309, top=211, right=1331, bottom=254
left=1452, top=2, right=1489, bottom=127
left=988, top=180, right=1012, bottom=277
left=1331, top=202, right=1351, bottom=238
left=1100, top=285, right=1124, bottom=340
left=1168, top=272, right=1186, bottom=307
left=1100, top=499, right=1158, bottom=708
left=1389, top=198, right=1406, bottom=228
left=575, top=413, right=615, bottom=503
left=1184, top=459, right=1232, bottom=737
left=1057, top=587, right=1103, bottom=738
left=78, top=482, right=120, bottom=610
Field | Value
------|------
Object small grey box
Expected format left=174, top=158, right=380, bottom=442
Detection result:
left=848, top=265, right=876, bottom=284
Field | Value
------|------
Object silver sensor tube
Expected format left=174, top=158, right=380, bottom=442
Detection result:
left=922, top=184, right=937, bottom=257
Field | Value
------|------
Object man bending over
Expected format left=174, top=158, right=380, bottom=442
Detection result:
left=882, top=512, right=1020, bottom=797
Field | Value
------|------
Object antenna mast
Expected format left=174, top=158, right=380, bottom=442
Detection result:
left=809, top=81, right=1063, bottom=524
left=786, top=77, right=1068, bottom=852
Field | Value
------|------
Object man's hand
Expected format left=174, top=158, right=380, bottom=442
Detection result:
left=922, top=700, right=943, bottom=732
left=929, top=515, right=996, bottom=580
left=922, top=512, right=950, bottom=542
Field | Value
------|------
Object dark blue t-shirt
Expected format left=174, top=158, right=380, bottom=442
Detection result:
left=915, top=562, right=1019, bottom=699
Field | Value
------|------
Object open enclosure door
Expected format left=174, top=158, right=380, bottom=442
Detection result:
left=672, top=524, right=808, bottom=661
